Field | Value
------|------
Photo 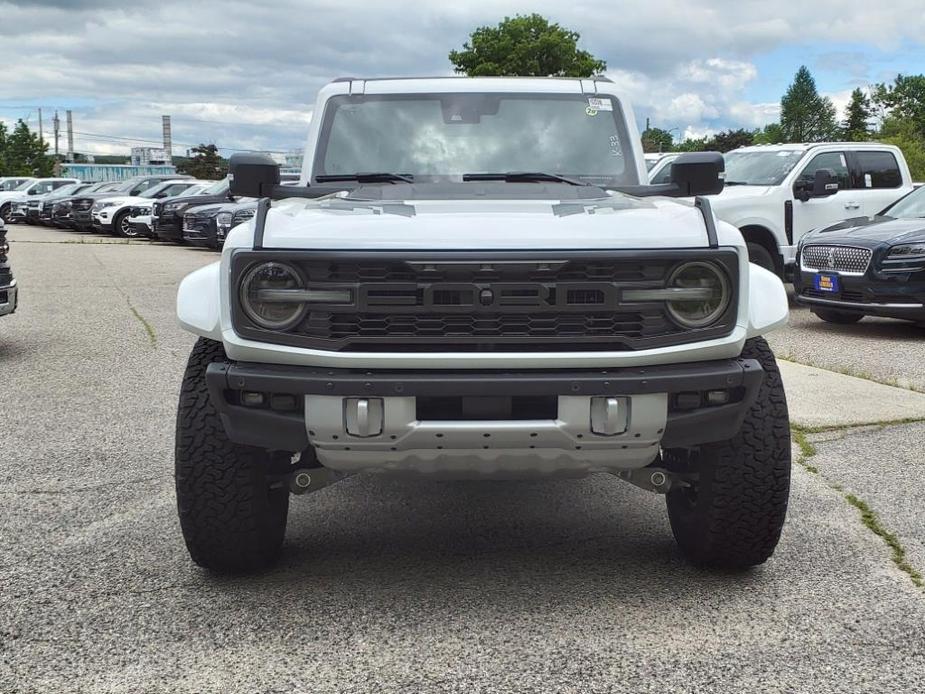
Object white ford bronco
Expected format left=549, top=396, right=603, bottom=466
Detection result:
left=174, top=76, right=791, bottom=573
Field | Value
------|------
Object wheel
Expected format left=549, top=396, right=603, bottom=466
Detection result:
left=0, top=204, right=11, bottom=224
left=175, top=338, right=290, bottom=572
left=664, top=337, right=791, bottom=569
left=811, top=308, right=863, bottom=324
left=113, top=210, right=138, bottom=237
left=746, top=242, right=777, bottom=274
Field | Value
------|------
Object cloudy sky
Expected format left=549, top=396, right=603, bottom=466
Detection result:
left=2, top=0, right=924, bottom=157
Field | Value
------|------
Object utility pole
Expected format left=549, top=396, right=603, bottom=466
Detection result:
left=66, top=110, right=74, bottom=162
left=38, top=108, right=43, bottom=144
left=162, top=115, right=172, bottom=162
left=53, top=111, right=60, bottom=159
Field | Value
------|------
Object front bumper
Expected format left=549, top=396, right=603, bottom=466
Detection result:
left=72, top=210, right=93, bottom=229
left=205, top=357, right=764, bottom=474
left=153, top=215, right=183, bottom=241
left=183, top=218, right=218, bottom=247
left=0, top=279, right=18, bottom=317
left=795, top=268, right=925, bottom=321
left=128, top=218, right=154, bottom=237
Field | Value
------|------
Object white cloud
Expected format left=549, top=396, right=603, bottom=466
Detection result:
left=2, top=0, right=925, bottom=152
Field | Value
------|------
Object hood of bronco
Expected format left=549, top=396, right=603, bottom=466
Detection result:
left=234, top=193, right=739, bottom=251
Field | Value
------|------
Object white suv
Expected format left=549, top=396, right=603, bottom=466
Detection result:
left=174, top=76, right=791, bottom=574
left=713, top=143, right=914, bottom=276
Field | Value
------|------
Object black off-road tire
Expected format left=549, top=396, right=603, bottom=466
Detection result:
left=811, top=307, right=863, bottom=324
left=175, top=338, right=289, bottom=572
left=746, top=242, right=777, bottom=275
left=664, top=337, right=791, bottom=569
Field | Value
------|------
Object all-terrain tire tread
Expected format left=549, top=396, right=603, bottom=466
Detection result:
left=666, top=337, right=791, bottom=569
left=175, top=338, right=288, bottom=572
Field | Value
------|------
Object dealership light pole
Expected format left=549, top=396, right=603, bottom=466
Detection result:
left=66, top=110, right=74, bottom=162
left=53, top=111, right=60, bottom=159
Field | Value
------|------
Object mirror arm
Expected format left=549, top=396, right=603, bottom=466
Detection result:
left=694, top=196, right=719, bottom=248
left=252, top=197, right=271, bottom=250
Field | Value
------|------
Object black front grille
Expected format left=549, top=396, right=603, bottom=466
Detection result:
left=231, top=250, right=739, bottom=352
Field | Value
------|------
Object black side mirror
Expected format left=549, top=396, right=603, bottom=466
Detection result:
left=229, top=153, right=280, bottom=198
left=669, top=152, right=725, bottom=196
left=812, top=168, right=838, bottom=198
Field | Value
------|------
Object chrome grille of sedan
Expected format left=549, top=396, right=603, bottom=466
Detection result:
left=801, top=245, right=872, bottom=275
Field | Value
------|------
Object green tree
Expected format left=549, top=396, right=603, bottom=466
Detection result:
left=1, top=120, right=52, bottom=176
left=641, top=126, right=675, bottom=153
left=873, top=74, right=925, bottom=140
left=175, top=144, right=227, bottom=180
left=705, top=128, right=754, bottom=152
left=449, top=14, right=606, bottom=77
left=842, top=88, right=872, bottom=141
left=779, top=66, right=838, bottom=142
left=0, top=121, right=8, bottom=173
left=878, top=116, right=925, bottom=181
left=674, top=137, right=708, bottom=152
left=753, top=123, right=784, bottom=145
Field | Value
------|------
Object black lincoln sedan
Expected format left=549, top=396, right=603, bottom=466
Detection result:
left=795, top=185, right=925, bottom=326
left=182, top=200, right=257, bottom=249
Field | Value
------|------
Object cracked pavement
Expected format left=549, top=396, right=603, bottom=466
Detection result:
left=2, top=226, right=924, bottom=693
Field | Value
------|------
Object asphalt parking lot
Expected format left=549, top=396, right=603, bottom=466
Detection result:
left=2, top=225, right=925, bottom=693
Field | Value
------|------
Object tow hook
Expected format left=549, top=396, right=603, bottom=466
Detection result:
left=288, top=467, right=346, bottom=495
left=616, top=467, right=695, bottom=494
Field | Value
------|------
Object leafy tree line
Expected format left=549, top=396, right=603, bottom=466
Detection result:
left=0, top=120, right=54, bottom=177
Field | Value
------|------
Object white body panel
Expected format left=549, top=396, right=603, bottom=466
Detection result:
left=710, top=143, right=914, bottom=266
left=179, top=77, right=788, bottom=371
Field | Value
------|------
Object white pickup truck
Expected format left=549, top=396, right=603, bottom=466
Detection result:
left=174, top=76, right=791, bottom=574
left=712, top=143, right=914, bottom=276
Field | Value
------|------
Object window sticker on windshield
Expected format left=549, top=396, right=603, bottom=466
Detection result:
left=865, top=173, right=872, bottom=188
left=840, top=154, right=847, bottom=167
left=587, top=97, right=613, bottom=112
left=585, top=106, right=598, bottom=116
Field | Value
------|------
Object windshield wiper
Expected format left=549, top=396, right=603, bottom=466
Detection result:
left=463, top=171, right=590, bottom=186
left=315, top=172, right=414, bottom=184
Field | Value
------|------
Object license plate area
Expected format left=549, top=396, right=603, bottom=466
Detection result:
left=813, top=273, right=840, bottom=293
left=416, top=395, right=558, bottom=421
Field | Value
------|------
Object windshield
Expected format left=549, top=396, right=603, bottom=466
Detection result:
left=201, top=178, right=229, bottom=195
left=47, top=183, right=83, bottom=198
left=92, top=182, right=124, bottom=193
left=142, top=182, right=192, bottom=198
left=14, top=179, right=35, bottom=191
left=723, top=150, right=805, bottom=185
left=884, top=186, right=925, bottom=218
left=314, top=92, right=635, bottom=186
left=1, top=179, right=25, bottom=191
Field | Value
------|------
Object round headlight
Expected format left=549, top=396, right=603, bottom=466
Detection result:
left=665, top=261, right=730, bottom=328
left=239, top=262, right=306, bottom=330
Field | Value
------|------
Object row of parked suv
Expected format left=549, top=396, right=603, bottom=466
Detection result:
left=0, top=174, right=266, bottom=250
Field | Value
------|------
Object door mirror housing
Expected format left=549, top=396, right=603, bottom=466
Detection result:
left=229, top=153, right=280, bottom=198
left=669, top=152, right=725, bottom=196
left=812, top=168, right=839, bottom=198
